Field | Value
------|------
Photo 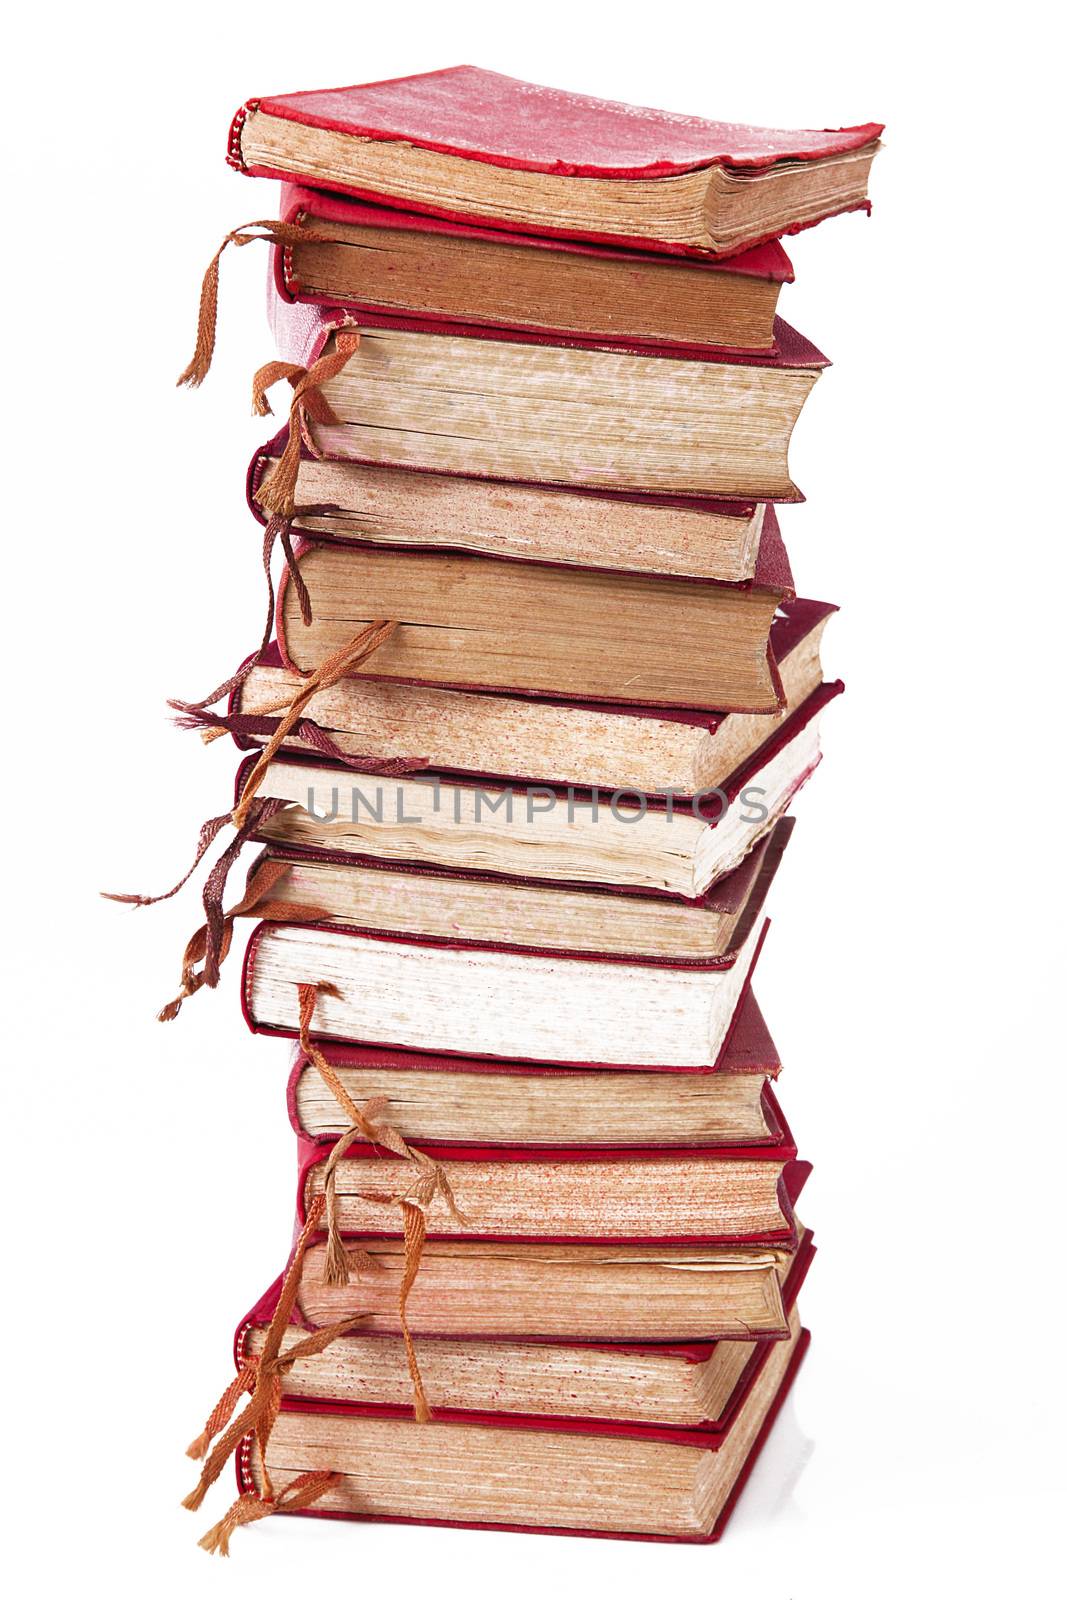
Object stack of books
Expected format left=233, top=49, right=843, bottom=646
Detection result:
left=146, top=66, right=881, bottom=1551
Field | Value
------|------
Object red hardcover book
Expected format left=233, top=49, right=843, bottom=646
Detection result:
left=294, top=1105, right=803, bottom=1246
left=240, top=819, right=791, bottom=1070
left=247, top=427, right=776, bottom=585
left=285, top=985, right=784, bottom=1148
left=270, top=528, right=793, bottom=713
left=227, top=597, right=838, bottom=798
left=228, top=64, right=881, bottom=256
left=264, top=285, right=827, bottom=503
left=271, top=182, right=794, bottom=354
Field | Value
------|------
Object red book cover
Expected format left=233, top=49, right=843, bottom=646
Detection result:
left=273, top=181, right=794, bottom=355
left=229, top=64, right=881, bottom=255
left=285, top=984, right=783, bottom=1114
left=264, top=286, right=826, bottom=508
left=269, top=279, right=829, bottom=376
left=231, top=595, right=837, bottom=742
left=292, top=1098, right=804, bottom=1247
left=268, top=518, right=794, bottom=714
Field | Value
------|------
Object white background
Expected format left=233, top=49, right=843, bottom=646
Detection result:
left=6, top=2, right=1065, bottom=1594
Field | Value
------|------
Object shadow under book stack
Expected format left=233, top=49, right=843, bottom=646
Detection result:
left=162, top=68, right=881, bottom=1551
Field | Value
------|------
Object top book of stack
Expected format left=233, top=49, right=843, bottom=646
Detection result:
left=228, top=65, right=882, bottom=257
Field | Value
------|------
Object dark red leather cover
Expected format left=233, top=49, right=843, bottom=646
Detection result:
left=243, top=69, right=880, bottom=177
left=292, top=1096, right=802, bottom=1246
left=273, top=183, right=792, bottom=355
left=230, top=64, right=880, bottom=257
left=270, top=282, right=829, bottom=372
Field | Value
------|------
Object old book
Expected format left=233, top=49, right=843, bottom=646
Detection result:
left=242, top=1312, right=808, bottom=1540
left=266, top=289, right=826, bottom=501
left=297, top=1126, right=803, bottom=1245
left=249, top=433, right=771, bottom=583
left=241, top=1228, right=811, bottom=1428
left=232, top=597, right=836, bottom=795
left=273, top=525, right=792, bottom=710
left=271, top=183, right=792, bottom=351
left=229, top=65, right=881, bottom=254
left=249, top=807, right=788, bottom=963
left=288, top=986, right=783, bottom=1142
left=243, top=676, right=834, bottom=898
left=293, top=1231, right=805, bottom=1342
left=241, top=821, right=789, bottom=1067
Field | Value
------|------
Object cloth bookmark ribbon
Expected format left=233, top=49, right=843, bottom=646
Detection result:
left=228, top=620, right=399, bottom=829
left=169, top=505, right=329, bottom=718
left=105, top=621, right=409, bottom=1014
left=174, top=703, right=428, bottom=778
left=179, top=313, right=362, bottom=713
left=177, top=218, right=363, bottom=706
left=251, top=330, right=361, bottom=524
left=154, top=855, right=328, bottom=1023
left=102, top=796, right=305, bottom=1018
left=297, top=981, right=468, bottom=1423
left=184, top=1193, right=364, bottom=1554
left=177, top=218, right=339, bottom=390
left=184, top=983, right=469, bottom=1553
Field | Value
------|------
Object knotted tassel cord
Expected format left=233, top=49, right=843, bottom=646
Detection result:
left=297, top=982, right=468, bottom=1422
left=229, top=620, right=400, bottom=830
left=177, top=218, right=339, bottom=390
left=168, top=505, right=330, bottom=717
left=103, top=796, right=294, bottom=1016
left=179, top=234, right=361, bottom=709
left=251, top=329, right=361, bottom=524
left=197, top=1473, right=340, bottom=1558
left=105, top=620, right=404, bottom=1012
left=155, top=856, right=328, bottom=1023
left=184, top=1193, right=365, bottom=1554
